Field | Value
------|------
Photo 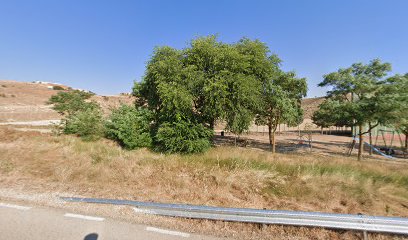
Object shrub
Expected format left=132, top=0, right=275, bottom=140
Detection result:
left=48, top=90, right=96, bottom=115
left=52, top=85, right=65, bottom=90
left=64, top=107, right=105, bottom=141
left=106, top=105, right=153, bottom=149
left=155, top=120, right=213, bottom=154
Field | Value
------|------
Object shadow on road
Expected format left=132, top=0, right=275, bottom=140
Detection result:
left=84, top=233, right=98, bottom=240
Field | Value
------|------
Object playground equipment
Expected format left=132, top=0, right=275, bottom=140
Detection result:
left=297, top=123, right=314, bottom=151
left=375, top=129, right=405, bottom=150
left=347, top=129, right=406, bottom=158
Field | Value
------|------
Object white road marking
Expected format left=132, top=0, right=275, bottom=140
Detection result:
left=146, top=227, right=190, bottom=238
left=64, top=213, right=105, bottom=222
left=0, top=202, right=31, bottom=210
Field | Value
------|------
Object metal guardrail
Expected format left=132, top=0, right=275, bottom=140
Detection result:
left=61, top=197, right=408, bottom=235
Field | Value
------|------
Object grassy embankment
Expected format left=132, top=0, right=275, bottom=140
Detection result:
left=1, top=127, right=408, bottom=219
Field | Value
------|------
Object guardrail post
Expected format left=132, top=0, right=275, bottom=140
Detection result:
left=363, top=230, right=368, bottom=240
left=358, top=213, right=369, bottom=240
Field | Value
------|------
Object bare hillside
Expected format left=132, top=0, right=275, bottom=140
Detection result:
left=0, top=80, right=133, bottom=122
left=301, top=97, right=325, bottom=119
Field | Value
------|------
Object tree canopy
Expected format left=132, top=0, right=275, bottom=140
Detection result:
left=316, top=59, right=401, bottom=160
left=256, top=70, right=307, bottom=152
left=133, top=35, right=305, bottom=153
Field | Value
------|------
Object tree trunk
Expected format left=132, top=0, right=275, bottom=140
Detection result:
left=348, top=138, right=356, bottom=156
left=272, top=130, right=276, bottom=153
left=321, top=127, right=323, bottom=135
left=405, top=133, right=408, bottom=153
left=358, top=124, right=364, bottom=161
left=268, top=124, right=273, bottom=147
left=368, top=123, right=373, bottom=155
left=209, top=119, right=215, bottom=130
left=267, top=122, right=277, bottom=153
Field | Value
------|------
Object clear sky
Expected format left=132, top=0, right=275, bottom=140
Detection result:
left=1, top=0, right=407, bottom=97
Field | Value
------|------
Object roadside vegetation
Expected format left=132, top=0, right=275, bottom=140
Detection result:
left=46, top=36, right=407, bottom=160
left=48, top=35, right=308, bottom=154
left=1, top=126, right=408, bottom=219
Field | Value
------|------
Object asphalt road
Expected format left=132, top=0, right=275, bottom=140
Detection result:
left=0, top=202, right=218, bottom=240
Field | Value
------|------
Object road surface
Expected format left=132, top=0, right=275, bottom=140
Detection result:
left=0, top=201, right=219, bottom=240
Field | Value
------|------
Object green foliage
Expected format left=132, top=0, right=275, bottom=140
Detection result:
left=134, top=36, right=273, bottom=128
left=134, top=35, right=294, bottom=153
left=256, top=70, right=307, bottom=152
left=155, top=120, right=213, bottom=154
left=48, top=90, right=96, bottom=116
left=312, top=99, right=352, bottom=128
left=380, top=74, right=408, bottom=129
left=64, top=107, right=105, bottom=141
left=318, top=59, right=397, bottom=159
left=379, top=74, right=408, bottom=150
left=105, top=105, right=153, bottom=149
left=48, top=90, right=103, bottom=141
left=52, top=85, right=65, bottom=90
left=320, top=59, right=392, bottom=99
left=318, top=59, right=393, bottom=129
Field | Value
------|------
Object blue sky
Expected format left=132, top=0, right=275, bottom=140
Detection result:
left=1, top=0, right=407, bottom=97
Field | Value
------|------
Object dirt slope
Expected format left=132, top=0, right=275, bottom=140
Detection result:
left=301, top=97, right=325, bottom=119
left=0, top=80, right=133, bottom=122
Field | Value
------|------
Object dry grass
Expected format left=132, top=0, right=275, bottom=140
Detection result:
left=1, top=127, right=408, bottom=239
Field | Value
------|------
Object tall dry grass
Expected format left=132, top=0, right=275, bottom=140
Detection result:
left=1, top=127, right=408, bottom=239
left=1, top=127, right=408, bottom=216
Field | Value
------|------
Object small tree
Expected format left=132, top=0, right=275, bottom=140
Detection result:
left=48, top=90, right=103, bottom=140
left=105, top=105, right=153, bottom=149
left=256, top=71, right=307, bottom=153
left=47, top=90, right=96, bottom=116
left=318, top=59, right=392, bottom=160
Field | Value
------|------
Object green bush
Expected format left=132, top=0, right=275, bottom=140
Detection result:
left=155, top=120, right=213, bottom=154
left=64, top=107, right=105, bottom=141
left=105, top=105, right=153, bottom=149
left=48, top=90, right=96, bottom=116
left=52, top=85, right=65, bottom=90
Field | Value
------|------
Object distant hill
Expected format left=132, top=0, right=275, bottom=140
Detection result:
left=0, top=80, right=133, bottom=122
left=301, top=97, right=325, bottom=119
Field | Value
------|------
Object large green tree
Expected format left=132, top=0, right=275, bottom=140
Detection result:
left=318, top=59, right=392, bottom=160
left=133, top=36, right=279, bottom=152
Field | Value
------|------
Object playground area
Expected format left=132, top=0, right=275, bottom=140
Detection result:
left=215, top=128, right=408, bottom=160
